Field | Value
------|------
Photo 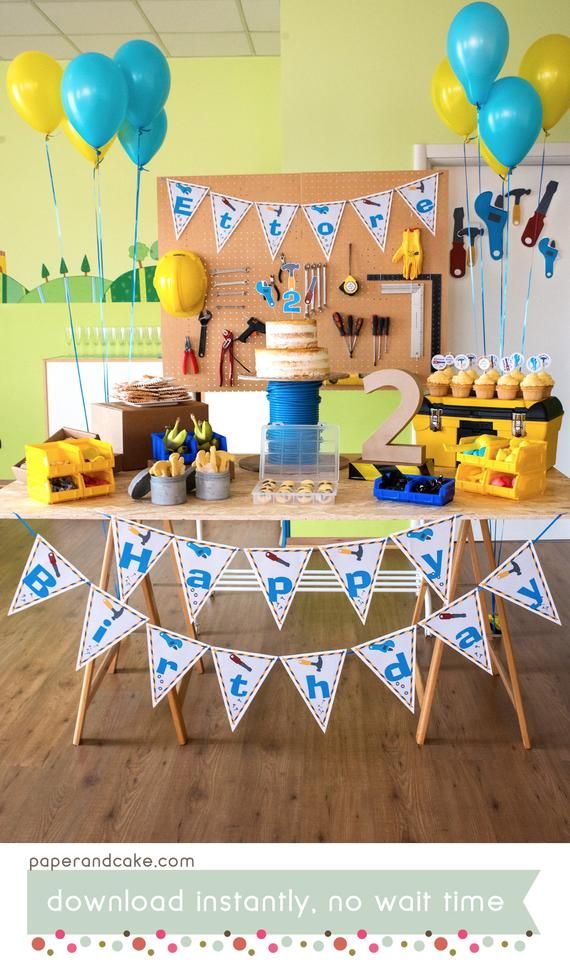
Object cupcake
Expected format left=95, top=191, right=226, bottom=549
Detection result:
left=441, top=366, right=455, bottom=382
left=521, top=373, right=548, bottom=401
left=537, top=371, right=554, bottom=398
left=465, top=368, right=478, bottom=382
left=474, top=372, right=496, bottom=399
left=496, top=373, right=519, bottom=400
left=426, top=371, right=450, bottom=397
left=486, top=368, right=500, bottom=383
left=450, top=371, right=474, bottom=398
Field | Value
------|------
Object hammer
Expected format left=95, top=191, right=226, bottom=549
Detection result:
left=458, top=226, right=484, bottom=266
left=506, top=188, right=531, bottom=226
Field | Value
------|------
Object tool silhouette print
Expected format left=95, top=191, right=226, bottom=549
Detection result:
left=320, top=539, right=387, bottom=624
left=8, top=535, right=88, bottom=614
left=211, top=648, right=277, bottom=730
left=173, top=538, right=238, bottom=620
left=147, top=624, right=208, bottom=705
left=354, top=626, right=417, bottom=712
left=245, top=547, right=312, bottom=629
left=481, top=541, right=560, bottom=624
left=391, top=517, right=457, bottom=600
left=113, top=518, right=173, bottom=600
left=77, top=586, right=147, bottom=668
left=281, top=649, right=346, bottom=732
left=420, top=589, right=492, bottom=673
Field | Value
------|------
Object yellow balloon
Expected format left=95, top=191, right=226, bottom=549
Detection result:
left=480, top=138, right=509, bottom=180
left=63, top=119, right=115, bottom=164
left=153, top=251, right=208, bottom=317
left=431, top=58, right=477, bottom=138
left=519, top=34, right=570, bottom=132
left=6, top=51, right=63, bottom=135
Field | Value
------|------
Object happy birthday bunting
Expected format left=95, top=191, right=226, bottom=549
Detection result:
left=320, top=539, right=386, bottom=624
left=302, top=200, right=346, bottom=259
left=77, top=586, right=147, bottom=669
left=396, top=173, right=439, bottom=234
left=210, top=192, right=252, bottom=252
left=420, top=589, right=492, bottom=674
left=480, top=541, right=560, bottom=624
left=353, top=626, right=417, bottom=712
left=255, top=202, right=299, bottom=259
left=211, top=648, right=277, bottom=730
left=245, top=547, right=312, bottom=629
left=8, top=535, right=88, bottom=615
left=113, top=519, right=173, bottom=600
left=349, top=191, right=393, bottom=251
left=281, top=649, right=346, bottom=732
left=166, top=180, right=209, bottom=240
left=173, top=538, right=238, bottom=620
left=391, top=517, right=456, bottom=600
left=147, top=624, right=209, bottom=706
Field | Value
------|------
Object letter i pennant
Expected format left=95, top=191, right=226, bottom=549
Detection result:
left=8, top=535, right=89, bottom=614
left=147, top=624, right=209, bottom=706
left=480, top=541, right=560, bottom=624
left=320, top=539, right=386, bottom=624
left=353, top=627, right=417, bottom=712
left=420, top=589, right=492, bottom=673
left=172, top=538, right=238, bottom=619
left=113, top=519, right=173, bottom=600
left=391, top=517, right=457, bottom=600
left=77, top=586, right=147, bottom=669
left=245, top=548, right=312, bottom=629
left=211, top=648, right=277, bottom=730
left=281, top=650, right=346, bottom=732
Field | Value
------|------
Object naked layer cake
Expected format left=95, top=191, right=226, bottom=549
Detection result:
left=255, top=319, right=330, bottom=380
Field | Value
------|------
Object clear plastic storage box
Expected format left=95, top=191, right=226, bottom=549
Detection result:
left=253, top=423, right=340, bottom=505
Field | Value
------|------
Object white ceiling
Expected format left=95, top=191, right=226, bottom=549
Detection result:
left=0, top=0, right=280, bottom=60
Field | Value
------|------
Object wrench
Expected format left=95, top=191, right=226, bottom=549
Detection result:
left=474, top=191, right=508, bottom=261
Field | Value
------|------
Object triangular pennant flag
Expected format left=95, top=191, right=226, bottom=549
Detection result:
left=77, top=586, right=147, bottom=669
left=210, top=192, right=252, bottom=252
left=396, top=173, right=439, bottom=234
left=302, top=200, right=346, bottom=259
left=320, top=539, right=386, bottom=624
left=281, top=649, right=346, bottom=732
left=480, top=541, right=560, bottom=625
left=244, top=547, right=312, bottom=629
left=420, top=589, right=492, bottom=674
left=349, top=191, right=393, bottom=251
left=211, top=648, right=277, bottom=730
left=146, top=624, right=209, bottom=706
left=353, top=626, right=417, bottom=713
left=255, top=202, right=299, bottom=258
left=8, top=535, right=88, bottom=615
left=172, top=538, right=238, bottom=620
left=113, top=518, right=173, bottom=600
left=166, top=179, right=209, bottom=240
left=391, top=517, right=456, bottom=601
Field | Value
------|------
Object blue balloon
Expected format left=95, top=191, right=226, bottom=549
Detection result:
left=62, top=53, right=127, bottom=149
left=447, top=2, right=509, bottom=107
left=114, top=40, right=171, bottom=130
left=479, top=77, right=542, bottom=170
left=119, top=109, right=167, bottom=167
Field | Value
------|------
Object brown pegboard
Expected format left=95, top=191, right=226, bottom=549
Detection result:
left=157, top=171, right=448, bottom=391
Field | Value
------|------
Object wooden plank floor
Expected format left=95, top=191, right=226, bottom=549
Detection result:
left=0, top=518, right=568, bottom=844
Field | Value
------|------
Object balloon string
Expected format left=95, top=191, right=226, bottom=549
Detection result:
left=521, top=132, right=548, bottom=356
left=128, top=130, right=143, bottom=369
left=462, top=139, right=478, bottom=354
left=93, top=159, right=109, bottom=402
left=44, top=137, right=89, bottom=431
left=499, top=170, right=511, bottom=361
left=476, top=113, right=487, bottom=355
left=533, top=513, right=564, bottom=543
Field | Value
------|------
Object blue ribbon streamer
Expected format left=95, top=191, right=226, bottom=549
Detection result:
left=475, top=116, right=487, bottom=355
left=462, top=139, right=479, bottom=353
left=13, top=512, right=38, bottom=538
left=44, top=138, right=90, bottom=430
left=93, top=157, right=109, bottom=402
left=128, top=130, right=143, bottom=365
left=533, top=514, right=564, bottom=543
left=499, top=170, right=511, bottom=360
left=521, top=134, right=548, bottom=356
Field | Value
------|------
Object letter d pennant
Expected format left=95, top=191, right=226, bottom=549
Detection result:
left=480, top=541, right=560, bottom=624
left=147, top=624, right=209, bottom=706
left=211, top=648, right=277, bottom=730
left=245, top=547, right=312, bottom=629
left=391, top=517, right=456, bottom=600
left=77, top=586, right=147, bottom=669
left=281, top=649, right=346, bottom=732
left=320, top=539, right=386, bottom=623
left=353, top=627, right=417, bottom=713
left=420, top=589, right=492, bottom=674
left=8, top=535, right=88, bottom=615
left=172, top=538, right=238, bottom=620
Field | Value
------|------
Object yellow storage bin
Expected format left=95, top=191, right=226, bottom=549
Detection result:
left=485, top=468, right=546, bottom=501
left=455, top=462, right=487, bottom=495
left=25, top=438, right=115, bottom=504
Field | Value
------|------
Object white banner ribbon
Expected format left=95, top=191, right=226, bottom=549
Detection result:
left=396, top=173, right=439, bottom=235
left=420, top=589, right=492, bottom=673
left=166, top=180, right=209, bottom=240
left=173, top=538, right=238, bottom=620
left=480, top=541, right=560, bottom=624
left=281, top=649, right=346, bottom=732
left=349, top=191, right=393, bottom=251
left=8, top=535, right=88, bottom=615
left=320, top=539, right=386, bottom=624
left=147, top=624, right=209, bottom=706
left=302, top=201, right=346, bottom=259
left=210, top=192, right=253, bottom=252
left=211, top=648, right=277, bottom=730
left=245, top=547, right=312, bottom=629
left=113, top=519, right=173, bottom=600
left=353, top=626, right=417, bottom=712
left=255, top=202, right=299, bottom=259
left=77, top=586, right=147, bottom=669
left=391, top=517, right=457, bottom=601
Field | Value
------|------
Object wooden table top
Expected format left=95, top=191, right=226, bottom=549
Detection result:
left=1, top=462, right=569, bottom=522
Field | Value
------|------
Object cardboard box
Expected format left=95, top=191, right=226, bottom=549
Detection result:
left=12, top=427, right=100, bottom=482
left=91, top=400, right=209, bottom=471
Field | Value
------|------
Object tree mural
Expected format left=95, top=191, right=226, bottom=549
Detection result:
left=81, top=255, right=91, bottom=276
left=128, top=242, right=149, bottom=268
left=41, top=264, right=50, bottom=283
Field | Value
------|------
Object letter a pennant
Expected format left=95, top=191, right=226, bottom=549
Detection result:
left=8, top=535, right=88, bottom=615
left=77, top=586, right=147, bottom=669
left=245, top=547, right=312, bottom=629
left=255, top=202, right=298, bottom=258
left=281, top=649, right=346, bottom=732
left=480, top=541, right=560, bottom=624
left=113, top=518, right=173, bottom=600
left=210, top=192, right=252, bottom=252
left=320, top=539, right=386, bottom=624
left=302, top=201, right=346, bottom=259
left=166, top=180, right=209, bottom=240
left=349, top=191, right=393, bottom=251
left=396, top=173, right=439, bottom=234
left=147, top=624, right=209, bottom=706
left=391, top=517, right=457, bottom=600
left=211, top=648, right=277, bottom=730
left=420, top=589, right=492, bottom=674
left=353, top=627, right=417, bottom=713
left=172, top=538, right=238, bottom=620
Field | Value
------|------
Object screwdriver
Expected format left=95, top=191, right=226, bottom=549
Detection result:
left=346, top=314, right=354, bottom=356
left=332, top=311, right=351, bottom=358
left=382, top=316, right=391, bottom=354
left=372, top=315, right=381, bottom=365
left=351, top=316, right=364, bottom=356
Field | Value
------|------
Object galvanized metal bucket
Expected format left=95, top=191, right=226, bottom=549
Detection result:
left=195, top=469, right=231, bottom=501
left=150, top=469, right=192, bottom=505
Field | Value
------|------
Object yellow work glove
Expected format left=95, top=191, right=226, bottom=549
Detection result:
left=392, top=228, right=423, bottom=280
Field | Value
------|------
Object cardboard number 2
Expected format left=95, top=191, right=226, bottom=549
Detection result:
left=361, top=369, right=426, bottom=464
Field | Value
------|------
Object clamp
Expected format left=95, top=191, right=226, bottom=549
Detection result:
left=219, top=329, right=234, bottom=387
left=182, top=335, right=199, bottom=375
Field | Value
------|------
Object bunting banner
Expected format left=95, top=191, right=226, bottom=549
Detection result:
left=480, top=541, right=560, bottom=625
left=420, top=589, right=492, bottom=674
left=244, top=547, right=312, bottom=629
left=8, top=535, right=88, bottom=615
left=210, top=192, right=253, bottom=252
left=211, top=648, right=277, bottom=730
left=173, top=538, right=238, bottom=620
left=319, top=539, right=386, bottom=624
left=391, top=517, right=456, bottom=601
left=353, top=626, right=417, bottom=713
left=281, top=649, right=346, bottom=732
left=147, top=624, right=209, bottom=706
left=349, top=190, right=393, bottom=251
left=113, top=518, right=173, bottom=600
left=166, top=179, right=209, bottom=240
left=76, top=586, right=147, bottom=669
left=255, top=202, right=299, bottom=259
left=302, top=200, right=346, bottom=259
left=396, top=173, right=439, bottom=234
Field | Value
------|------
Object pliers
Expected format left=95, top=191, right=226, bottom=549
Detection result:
left=219, top=329, right=234, bottom=386
left=182, top=335, right=199, bottom=375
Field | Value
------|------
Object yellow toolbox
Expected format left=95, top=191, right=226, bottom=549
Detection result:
left=454, top=435, right=547, bottom=501
left=25, top=438, right=115, bottom=504
left=413, top=395, right=563, bottom=475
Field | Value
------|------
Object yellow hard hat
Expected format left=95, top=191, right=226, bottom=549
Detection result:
left=153, top=250, right=208, bottom=316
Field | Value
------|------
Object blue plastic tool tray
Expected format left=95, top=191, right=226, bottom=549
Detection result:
left=373, top=474, right=455, bottom=506
left=151, top=431, right=227, bottom=465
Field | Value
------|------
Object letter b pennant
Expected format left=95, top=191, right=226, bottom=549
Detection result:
left=9, top=535, right=88, bottom=615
